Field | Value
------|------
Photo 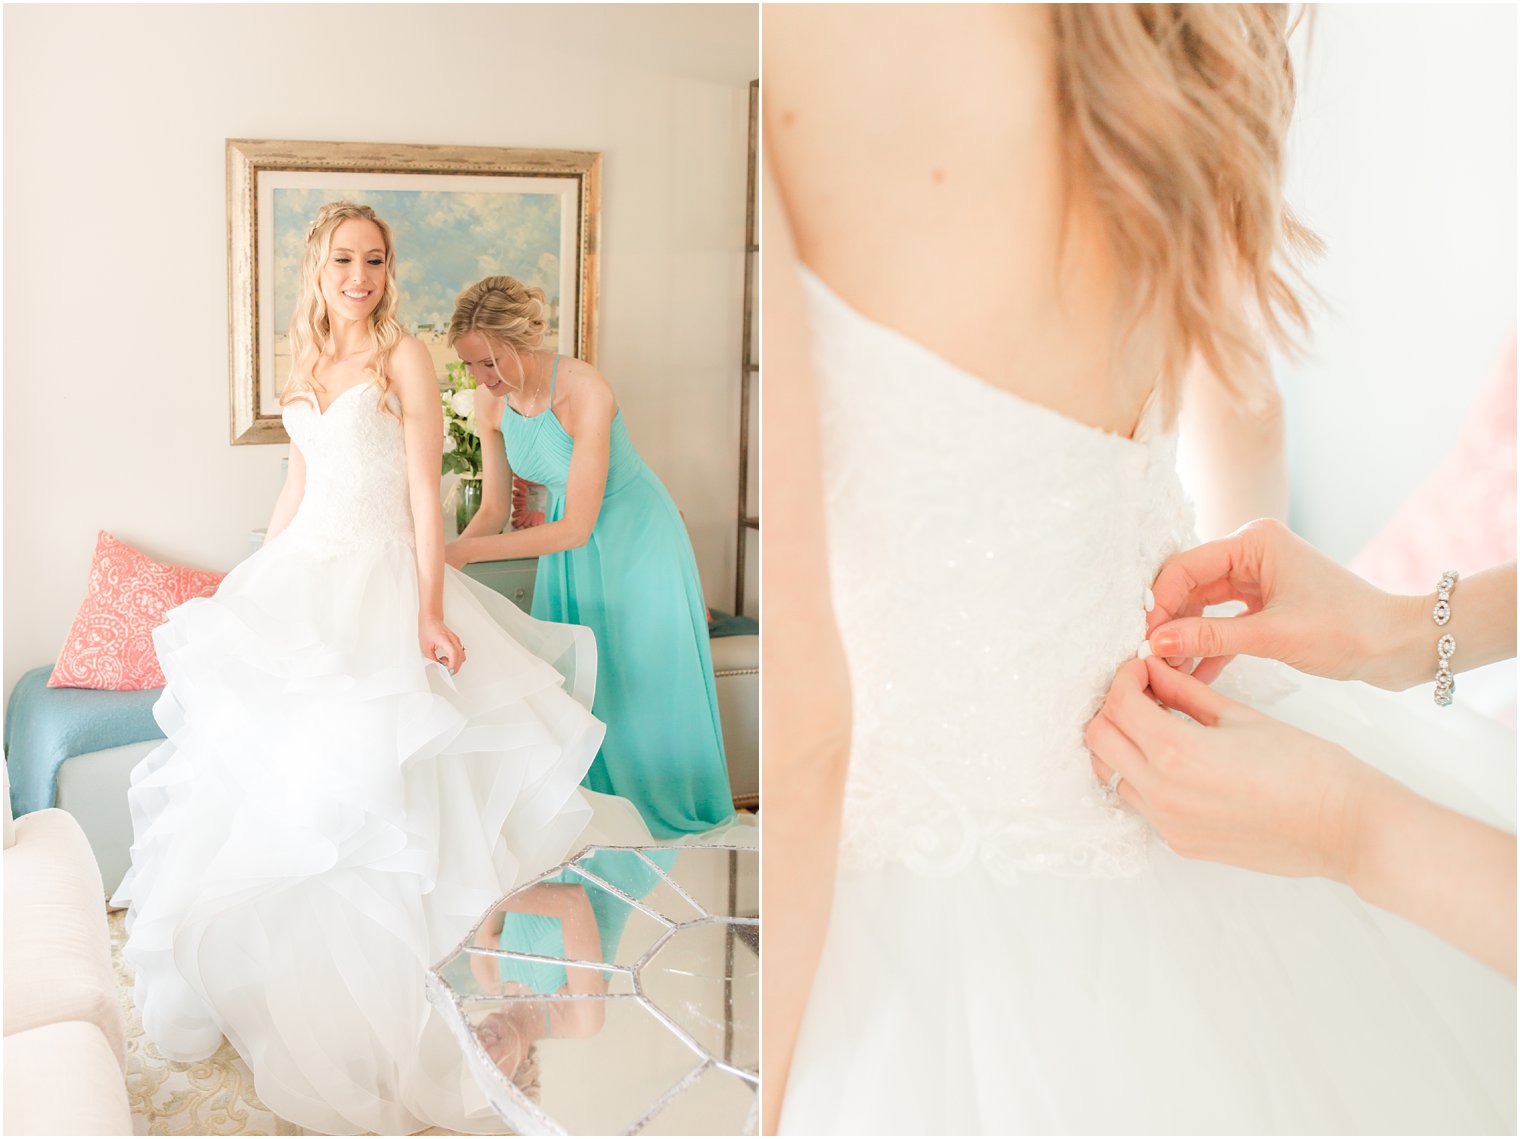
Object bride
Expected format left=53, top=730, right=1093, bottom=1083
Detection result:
left=763, top=5, right=1515, bottom=1134
left=111, top=201, right=647, bottom=1135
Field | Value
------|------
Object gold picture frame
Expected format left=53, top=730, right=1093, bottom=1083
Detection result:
left=226, top=138, right=601, bottom=445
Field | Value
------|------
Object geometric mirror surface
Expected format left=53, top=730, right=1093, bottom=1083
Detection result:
left=427, top=845, right=759, bottom=1135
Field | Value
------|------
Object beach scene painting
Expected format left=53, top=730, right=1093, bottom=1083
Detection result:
left=229, top=141, right=600, bottom=445
left=253, top=170, right=585, bottom=421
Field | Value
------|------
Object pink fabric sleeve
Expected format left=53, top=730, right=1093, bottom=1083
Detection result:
left=1350, top=333, right=1516, bottom=595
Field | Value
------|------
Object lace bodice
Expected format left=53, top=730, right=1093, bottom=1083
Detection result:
left=802, top=268, right=1197, bottom=881
left=280, top=382, right=415, bottom=553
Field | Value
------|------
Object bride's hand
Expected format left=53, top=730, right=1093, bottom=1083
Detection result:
left=1087, top=657, right=1375, bottom=882
left=420, top=617, right=466, bottom=674
left=1143, top=518, right=1419, bottom=689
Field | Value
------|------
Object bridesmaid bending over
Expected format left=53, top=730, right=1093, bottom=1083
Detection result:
left=444, top=276, right=734, bottom=837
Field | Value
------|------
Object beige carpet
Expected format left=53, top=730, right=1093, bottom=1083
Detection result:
left=108, top=910, right=466, bottom=1137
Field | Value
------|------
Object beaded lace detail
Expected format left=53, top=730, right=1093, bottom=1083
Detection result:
left=280, top=383, right=416, bottom=553
left=801, top=269, right=1199, bottom=882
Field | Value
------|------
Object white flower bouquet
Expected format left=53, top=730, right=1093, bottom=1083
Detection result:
left=440, top=362, right=482, bottom=478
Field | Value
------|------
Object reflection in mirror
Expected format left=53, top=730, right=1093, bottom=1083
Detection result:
left=642, top=1065, right=759, bottom=1136
left=429, top=847, right=758, bottom=1134
left=652, top=847, right=749, bottom=919
left=476, top=880, right=609, bottom=985
left=466, top=998, right=547, bottom=1092
left=461, top=996, right=708, bottom=1135
left=643, top=921, right=758, bottom=1071
left=571, top=846, right=702, bottom=932
left=450, top=951, right=635, bottom=1001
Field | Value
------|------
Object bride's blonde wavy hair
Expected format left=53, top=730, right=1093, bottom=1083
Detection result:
left=1053, top=4, right=1320, bottom=411
left=282, top=201, right=404, bottom=420
left=446, top=276, right=551, bottom=387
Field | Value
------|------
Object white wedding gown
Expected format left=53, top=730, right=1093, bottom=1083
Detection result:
left=779, top=267, right=1517, bottom=1135
left=111, top=381, right=650, bottom=1135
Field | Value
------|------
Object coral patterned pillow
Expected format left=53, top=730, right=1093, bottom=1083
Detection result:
left=47, top=531, right=225, bottom=691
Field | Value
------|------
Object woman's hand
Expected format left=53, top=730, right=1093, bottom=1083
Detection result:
left=1145, top=518, right=1422, bottom=689
left=444, top=539, right=474, bottom=571
left=1086, top=656, right=1373, bottom=881
left=420, top=615, right=466, bottom=674
left=1089, top=655, right=1518, bottom=979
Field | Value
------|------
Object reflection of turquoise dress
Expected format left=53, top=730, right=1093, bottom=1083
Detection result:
left=497, top=849, right=680, bottom=993
left=502, top=358, right=734, bottom=837
left=497, top=910, right=570, bottom=995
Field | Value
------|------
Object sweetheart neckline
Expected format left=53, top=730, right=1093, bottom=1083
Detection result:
left=287, top=381, right=374, bottom=418
left=796, top=263, right=1163, bottom=451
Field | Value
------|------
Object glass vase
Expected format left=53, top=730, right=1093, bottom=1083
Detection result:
left=456, top=477, right=484, bottom=535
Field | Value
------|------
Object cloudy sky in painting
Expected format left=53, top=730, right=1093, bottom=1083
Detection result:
left=273, top=187, right=562, bottom=332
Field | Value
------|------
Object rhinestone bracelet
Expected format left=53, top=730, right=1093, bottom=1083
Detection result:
left=1432, top=569, right=1458, bottom=707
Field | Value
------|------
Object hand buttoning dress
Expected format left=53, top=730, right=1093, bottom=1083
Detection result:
left=778, top=267, right=1517, bottom=1135
left=502, top=357, right=734, bottom=838
left=110, top=380, right=649, bottom=1136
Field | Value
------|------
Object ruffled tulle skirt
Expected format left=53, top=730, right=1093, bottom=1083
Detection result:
left=110, top=534, right=651, bottom=1135
left=780, top=667, right=1517, bottom=1135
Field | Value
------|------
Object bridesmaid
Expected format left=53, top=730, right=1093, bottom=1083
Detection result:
left=444, top=276, right=734, bottom=837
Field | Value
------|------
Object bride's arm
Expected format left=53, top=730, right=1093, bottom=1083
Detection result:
left=263, top=441, right=307, bottom=542
left=1176, top=346, right=1290, bottom=542
left=393, top=337, right=464, bottom=672
left=760, top=153, right=855, bottom=1135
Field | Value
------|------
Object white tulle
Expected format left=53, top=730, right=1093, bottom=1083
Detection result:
left=780, top=267, right=1517, bottom=1135
left=111, top=383, right=651, bottom=1135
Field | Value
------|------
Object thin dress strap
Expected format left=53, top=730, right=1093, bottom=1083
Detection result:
left=548, top=354, right=559, bottom=405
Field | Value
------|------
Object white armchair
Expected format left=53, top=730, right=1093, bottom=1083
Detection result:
left=3, top=761, right=132, bottom=1135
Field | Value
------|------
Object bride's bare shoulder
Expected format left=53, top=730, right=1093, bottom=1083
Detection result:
left=764, top=7, right=1052, bottom=111
left=764, top=6, right=1061, bottom=253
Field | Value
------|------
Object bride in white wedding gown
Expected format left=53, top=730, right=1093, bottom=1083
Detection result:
left=111, top=202, right=649, bottom=1135
left=763, top=6, right=1515, bottom=1134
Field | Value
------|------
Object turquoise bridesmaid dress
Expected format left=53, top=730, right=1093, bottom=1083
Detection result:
left=501, top=358, right=734, bottom=837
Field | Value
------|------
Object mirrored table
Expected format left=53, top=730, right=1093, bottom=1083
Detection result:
left=427, top=844, right=758, bottom=1135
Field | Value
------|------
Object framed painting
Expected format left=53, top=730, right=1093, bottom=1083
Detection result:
left=227, top=138, right=601, bottom=445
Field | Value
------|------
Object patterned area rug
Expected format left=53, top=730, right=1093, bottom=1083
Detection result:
left=108, top=910, right=469, bottom=1137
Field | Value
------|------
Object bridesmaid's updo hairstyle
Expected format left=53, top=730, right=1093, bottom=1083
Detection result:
left=448, top=277, right=551, bottom=385
left=283, top=201, right=404, bottom=421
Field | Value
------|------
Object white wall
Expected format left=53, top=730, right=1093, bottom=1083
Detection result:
left=1277, top=4, right=1515, bottom=560
left=3, top=4, right=758, bottom=701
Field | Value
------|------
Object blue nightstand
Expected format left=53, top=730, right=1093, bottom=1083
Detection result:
left=461, top=558, right=539, bottom=613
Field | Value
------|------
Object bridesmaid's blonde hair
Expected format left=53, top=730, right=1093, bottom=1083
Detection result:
left=1053, top=4, right=1320, bottom=410
left=448, top=276, right=551, bottom=386
left=282, top=201, right=404, bottom=420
